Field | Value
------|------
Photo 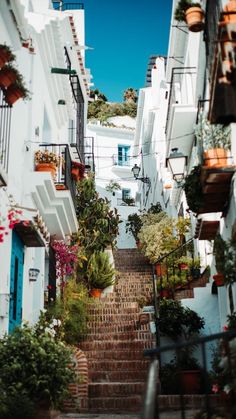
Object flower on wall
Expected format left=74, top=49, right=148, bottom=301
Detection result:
left=51, top=240, right=78, bottom=279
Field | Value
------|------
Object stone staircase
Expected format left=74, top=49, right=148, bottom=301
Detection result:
left=79, top=248, right=155, bottom=414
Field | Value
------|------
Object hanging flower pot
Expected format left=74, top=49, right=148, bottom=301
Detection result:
left=71, top=166, right=80, bottom=181
left=0, top=66, right=18, bottom=89
left=213, top=273, right=225, bottom=287
left=159, top=289, right=172, bottom=299
left=185, top=6, right=205, bottom=32
left=4, top=84, right=24, bottom=105
left=0, top=45, right=15, bottom=68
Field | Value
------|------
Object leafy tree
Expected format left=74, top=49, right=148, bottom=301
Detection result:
left=123, top=87, right=138, bottom=103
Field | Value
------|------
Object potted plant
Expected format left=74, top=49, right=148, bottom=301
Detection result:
left=71, top=161, right=85, bottom=181
left=194, top=113, right=231, bottom=167
left=4, top=73, right=30, bottom=105
left=0, top=63, right=19, bottom=89
left=183, top=165, right=204, bottom=214
left=174, top=0, right=205, bottom=32
left=158, top=299, right=205, bottom=394
left=126, top=211, right=143, bottom=243
left=87, top=251, right=115, bottom=297
left=34, top=150, right=61, bottom=178
left=213, top=233, right=236, bottom=286
left=105, top=180, right=121, bottom=196
left=0, top=324, right=75, bottom=418
left=0, top=44, right=15, bottom=68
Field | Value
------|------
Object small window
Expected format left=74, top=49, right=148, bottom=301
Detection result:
left=118, top=145, right=130, bottom=166
left=122, top=189, right=131, bottom=200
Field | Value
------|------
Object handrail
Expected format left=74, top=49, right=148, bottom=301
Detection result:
left=141, top=357, right=159, bottom=419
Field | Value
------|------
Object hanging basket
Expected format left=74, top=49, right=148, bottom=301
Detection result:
left=71, top=167, right=80, bottom=181
left=4, top=85, right=24, bottom=105
left=0, top=48, right=12, bottom=68
left=213, top=273, right=225, bottom=287
left=0, top=67, right=17, bottom=89
left=185, top=6, right=205, bottom=32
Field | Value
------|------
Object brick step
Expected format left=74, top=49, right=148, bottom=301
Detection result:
left=175, top=289, right=194, bottom=300
left=79, top=339, right=155, bottom=351
left=89, top=382, right=145, bottom=397
left=84, top=331, right=153, bottom=341
left=87, top=313, right=142, bottom=322
left=102, top=296, right=151, bottom=304
left=87, top=359, right=150, bottom=371
left=115, top=267, right=152, bottom=273
left=157, top=394, right=222, bottom=410
left=84, top=349, right=148, bottom=360
left=89, top=369, right=148, bottom=382
left=88, top=395, right=143, bottom=413
left=88, top=304, right=140, bottom=313
left=87, top=322, right=150, bottom=333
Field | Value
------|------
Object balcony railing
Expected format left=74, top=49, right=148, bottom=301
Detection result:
left=112, top=154, right=131, bottom=167
left=37, top=143, right=79, bottom=207
left=165, top=67, right=197, bottom=134
left=52, top=1, right=84, bottom=11
left=0, top=89, right=12, bottom=184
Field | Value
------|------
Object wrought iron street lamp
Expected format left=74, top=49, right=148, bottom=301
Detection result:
left=166, top=148, right=188, bottom=183
left=131, top=164, right=151, bottom=187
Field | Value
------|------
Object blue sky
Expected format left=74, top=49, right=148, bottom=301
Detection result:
left=83, top=0, right=173, bottom=102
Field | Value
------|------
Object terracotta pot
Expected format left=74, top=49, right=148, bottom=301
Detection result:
left=0, top=49, right=11, bottom=68
left=4, top=85, right=24, bottom=105
left=71, top=167, right=80, bottom=180
left=185, top=6, right=205, bottom=32
left=179, top=263, right=188, bottom=271
left=220, top=1, right=236, bottom=25
left=203, top=148, right=228, bottom=167
left=0, top=68, right=17, bottom=88
left=159, top=289, right=172, bottom=299
left=155, top=263, right=167, bottom=277
left=90, top=288, right=102, bottom=298
left=213, top=273, right=225, bottom=287
left=55, top=184, right=67, bottom=190
left=179, top=370, right=202, bottom=394
left=35, top=163, right=57, bottom=179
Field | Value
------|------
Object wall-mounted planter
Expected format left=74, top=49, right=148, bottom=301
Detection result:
left=35, top=163, right=57, bottom=179
left=0, top=67, right=17, bottom=89
left=203, top=148, right=228, bottom=167
left=213, top=273, right=225, bottom=287
left=185, top=7, right=205, bottom=32
left=4, top=85, right=24, bottom=105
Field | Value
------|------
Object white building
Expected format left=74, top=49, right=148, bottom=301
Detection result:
left=0, top=0, right=90, bottom=335
left=135, top=0, right=236, bottom=332
left=87, top=116, right=139, bottom=248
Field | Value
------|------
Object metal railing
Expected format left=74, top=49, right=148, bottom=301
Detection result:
left=204, top=0, right=221, bottom=79
left=112, top=154, right=131, bottom=167
left=37, top=143, right=78, bottom=207
left=141, top=329, right=236, bottom=419
left=0, top=89, right=12, bottom=179
left=165, top=67, right=196, bottom=135
left=52, top=1, right=84, bottom=11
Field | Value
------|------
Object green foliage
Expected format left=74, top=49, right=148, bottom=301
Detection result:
left=194, top=113, right=231, bottom=150
left=44, top=281, right=91, bottom=344
left=158, top=298, right=205, bottom=341
left=183, top=165, right=204, bottom=213
left=125, top=202, right=163, bottom=241
left=174, top=0, right=201, bottom=22
left=0, top=324, right=75, bottom=413
left=87, top=252, right=115, bottom=289
left=88, top=100, right=137, bottom=121
left=0, top=44, right=16, bottom=62
left=105, top=180, right=121, bottom=193
left=123, top=87, right=138, bottom=103
left=213, top=234, right=236, bottom=285
left=76, top=175, right=121, bottom=253
left=89, top=88, right=107, bottom=101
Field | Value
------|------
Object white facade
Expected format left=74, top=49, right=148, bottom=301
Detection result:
left=87, top=117, right=139, bottom=249
left=0, top=0, right=89, bottom=334
left=135, top=0, right=236, bottom=334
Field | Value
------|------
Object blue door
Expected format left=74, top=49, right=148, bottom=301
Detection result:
left=9, top=231, right=24, bottom=333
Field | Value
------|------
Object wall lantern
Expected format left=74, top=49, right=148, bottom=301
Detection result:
left=29, top=268, right=40, bottom=282
left=131, top=164, right=151, bottom=187
left=166, top=148, right=188, bottom=183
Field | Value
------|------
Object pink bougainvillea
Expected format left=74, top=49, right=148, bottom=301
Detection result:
left=51, top=240, right=78, bottom=279
left=0, top=208, right=30, bottom=244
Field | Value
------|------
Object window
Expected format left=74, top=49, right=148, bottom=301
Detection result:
left=122, top=189, right=131, bottom=201
left=118, top=145, right=130, bottom=166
